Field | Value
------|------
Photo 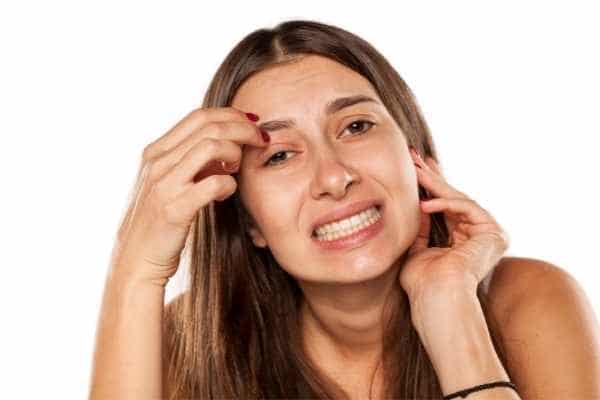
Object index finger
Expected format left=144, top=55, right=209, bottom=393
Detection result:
left=147, top=106, right=260, bottom=157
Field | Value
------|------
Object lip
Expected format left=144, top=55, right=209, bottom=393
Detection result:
left=309, top=199, right=383, bottom=236
left=311, top=207, right=385, bottom=251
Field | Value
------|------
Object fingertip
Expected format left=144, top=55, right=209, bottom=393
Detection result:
left=420, top=198, right=434, bottom=210
left=260, top=129, right=270, bottom=143
left=245, top=112, right=260, bottom=122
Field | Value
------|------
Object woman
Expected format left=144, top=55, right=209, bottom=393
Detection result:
left=89, top=19, right=600, bottom=399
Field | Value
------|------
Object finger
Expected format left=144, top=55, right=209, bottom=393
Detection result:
left=456, top=220, right=503, bottom=238
left=163, top=138, right=243, bottom=187
left=414, top=161, right=468, bottom=200
left=179, top=120, right=268, bottom=154
left=452, top=223, right=471, bottom=242
left=410, top=148, right=467, bottom=200
left=420, top=198, right=493, bottom=225
left=454, top=229, right=511, bottom=281
left=165, top=174, right=238, bottom=227
left=145, top=107, right=262, bottom=159
left=150, top=120, right=266, bottom=182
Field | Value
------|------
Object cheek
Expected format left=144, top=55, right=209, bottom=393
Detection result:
left=362, top=128, right=412, bottom=173
left=368, top=145, right=415, bottom=186
left=247, top=188, right=301, bottom=237
left=261, top=213, right=291, bottom=234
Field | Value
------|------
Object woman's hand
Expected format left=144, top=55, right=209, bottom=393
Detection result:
left=110, top=107, right=269, bottom=287
left=398, top=146, right=511, bottom=303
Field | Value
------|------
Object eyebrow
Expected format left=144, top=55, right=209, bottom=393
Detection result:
left=257, top=94, right=381, bottom=133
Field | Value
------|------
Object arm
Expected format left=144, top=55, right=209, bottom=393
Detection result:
left=88, top=262, right=166, bottom=399
left=411, top=286, right=521, bottom=400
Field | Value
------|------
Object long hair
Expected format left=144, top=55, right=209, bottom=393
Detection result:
left=162, top=19, right=512, bottom=399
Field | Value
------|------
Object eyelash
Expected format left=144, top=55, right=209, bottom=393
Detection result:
left=263, top=120, right=376, bottom=167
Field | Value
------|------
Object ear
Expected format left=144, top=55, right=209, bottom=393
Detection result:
left=235, top=193, right=268, bottom=248
left=246, top=221, right=268, bottom=248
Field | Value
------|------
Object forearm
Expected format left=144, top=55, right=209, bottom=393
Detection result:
left=411, top=287, right=521, bottom=399
left=88, top=263, right=165, bottom=399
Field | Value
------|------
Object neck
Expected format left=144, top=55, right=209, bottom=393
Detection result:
left=299, top=255, right=406, bottom=364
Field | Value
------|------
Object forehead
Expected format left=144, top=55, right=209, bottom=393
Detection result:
left=231, top=55, right=380, bottom=113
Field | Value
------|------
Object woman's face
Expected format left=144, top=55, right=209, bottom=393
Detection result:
left=232, top=55, right=421, bottom=285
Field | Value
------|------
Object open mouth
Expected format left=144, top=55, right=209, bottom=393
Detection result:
left=311, top=204, right=383, bottom=239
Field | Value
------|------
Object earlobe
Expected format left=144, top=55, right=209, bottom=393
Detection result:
left=247, top=226, right=268, bottom=248
left=239, top=203, right=267, bottom=248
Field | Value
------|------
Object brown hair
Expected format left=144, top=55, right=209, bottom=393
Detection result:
left=162, top=19, right=511, bottom=399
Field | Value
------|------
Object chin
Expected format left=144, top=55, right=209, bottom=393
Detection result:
left=294, top=255, right=399, bottom=286
left=342, top=257, right=399, bottom=284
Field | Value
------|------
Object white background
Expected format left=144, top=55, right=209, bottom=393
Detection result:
left=1, top=1, right=598, bottom=398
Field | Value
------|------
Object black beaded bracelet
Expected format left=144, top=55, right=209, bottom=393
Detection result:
left=443, top=380, right=518, bottom=399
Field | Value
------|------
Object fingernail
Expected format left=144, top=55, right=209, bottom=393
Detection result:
left=414, top=162, right=422, bottom=169
left=221, top=160, right=235, bottom=171
left=260, top=129, right=270, bottom=142
left=245, top=112, right=259, bottom=122
left=227, top=162, right=239, bottom=172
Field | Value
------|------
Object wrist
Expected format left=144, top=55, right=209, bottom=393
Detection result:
left=409, top=290, right=512, bottom=397
left=108, top=259, right=171, bottom=291
left=109, top=246, right=178, bottom=288
left=409, top=285, right=476, bottom=335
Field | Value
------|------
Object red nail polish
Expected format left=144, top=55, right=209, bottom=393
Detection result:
left=223, top=161, right=239, bottom=172
left=245, top=112, right=259, bottom=122
left=260, top=129, right=270, bottom=142
left=414, top=162, right=421, bottom=169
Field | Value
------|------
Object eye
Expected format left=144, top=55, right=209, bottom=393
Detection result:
left=341, top=119, right=375, bottom=136
left=264, top=150, right=297, bottom=167
left=263, top=120, right=376, bottom=167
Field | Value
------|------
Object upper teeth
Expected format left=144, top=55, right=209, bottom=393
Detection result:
left=314, top=206, right=380, bottom=236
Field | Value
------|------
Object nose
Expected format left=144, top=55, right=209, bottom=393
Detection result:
left=309, top=153, right=361, bottom=200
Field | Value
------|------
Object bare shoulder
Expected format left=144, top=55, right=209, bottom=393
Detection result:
left=484, top=256, right=600, bottom=398
left=483, top=256, right=568, bottom=325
